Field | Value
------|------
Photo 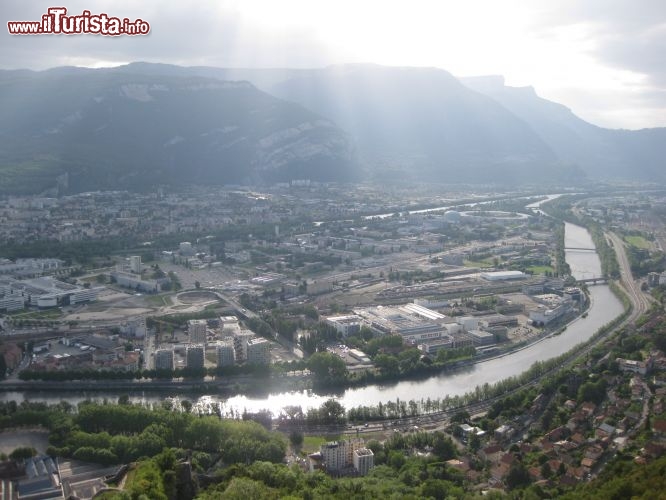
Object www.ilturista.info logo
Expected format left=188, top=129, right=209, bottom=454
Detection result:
left=7, top=7, right=150, bottom=36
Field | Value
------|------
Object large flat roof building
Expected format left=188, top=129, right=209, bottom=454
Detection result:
left=326, top=315, right=362, bottom=337
left=354, top=304, right=447, bottom=343
left=0, top=276, right=101, bottom=309
left=480, top=270, right=527, bottom=281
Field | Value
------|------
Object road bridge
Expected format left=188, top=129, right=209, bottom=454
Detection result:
left=575, top=277, right=608, bottom=286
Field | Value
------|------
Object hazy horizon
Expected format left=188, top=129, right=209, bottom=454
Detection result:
left=2, top=0, right=665, bottom=130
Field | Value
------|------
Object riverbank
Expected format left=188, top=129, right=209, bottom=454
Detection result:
left=0, top=218, right=627, bottom=419
left=0, top=298, right=590, bottom=395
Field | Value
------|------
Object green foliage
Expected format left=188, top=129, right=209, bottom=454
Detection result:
left=306, top=352, right=347, bottom=384
left=505, top=461, right=531, bottom=490
left=626, top=245, right=666, bottom=278
left=577, top=378, right=607, bottom=405
left=9, top=446, right=37, bottom=460
left=35, top=402, right=286, bottom=467
left=560, top=455, right=666, bottom=500
left=305, top=399, right=346, bottom=426
left=127, top=460, right=169, bottom=500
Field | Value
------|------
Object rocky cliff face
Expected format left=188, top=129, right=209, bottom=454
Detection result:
left=0, top=67, right=355, bottom=194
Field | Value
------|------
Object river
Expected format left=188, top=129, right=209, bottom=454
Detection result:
left=1, top=218, right=624, bottom=415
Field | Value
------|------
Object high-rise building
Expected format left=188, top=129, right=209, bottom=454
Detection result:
left=216, top=341, right=236, bottom=367
left=186, top=344, right=205, bottom=370
left=154, top=349, right=174, bottom=371
left=320, top=439, right=365, bottom=472
left=353, top=448, right=375, bottom=476
left=233, top=330, right=254, bottom=361
left=129, top=255, right=142, bottom=274
left=246, top=337, right=270, bottom=365
left=188, top=319, right=207, bottom=345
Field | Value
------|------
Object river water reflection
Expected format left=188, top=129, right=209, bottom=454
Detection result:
left=1, top=220, right=625, bottom=414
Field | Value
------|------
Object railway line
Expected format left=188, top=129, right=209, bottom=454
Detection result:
left=321, top=229, right=653, bottom=436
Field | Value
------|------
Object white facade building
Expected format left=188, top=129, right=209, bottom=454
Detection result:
left=216, top=341, right=236, bottom=367
left=188, top=319, right=208, bottom=345
left=130, top=255, right=142, bottom=274
left=246, top=337, right=270, bottom=365
left=234, top=330, right=254, bottom=361
left=353, top=448, right=375, bottom=476
left=326, top=315, right=362, bottom=337
left=320, top=439, right=365, bottom=472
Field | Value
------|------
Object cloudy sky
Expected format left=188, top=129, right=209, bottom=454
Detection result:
left=2, top=0, right=665, bottom=129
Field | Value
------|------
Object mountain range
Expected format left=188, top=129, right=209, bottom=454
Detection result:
left=0, top=62, right=664, bottom=194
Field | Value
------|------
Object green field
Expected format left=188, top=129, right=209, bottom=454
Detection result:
left=463, top=259, right=494, bottom=268
left=144, top=294, right=173, bottom=307
left=301, top=435, right=340, bottom=454
left=625, top=235, right=651, bottom=249
left=527, top=265, right=554, bottom=275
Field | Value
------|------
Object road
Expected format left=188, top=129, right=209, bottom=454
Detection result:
left=310, top=228, right=655, bottom=436
left=607, top=231, right=653, bottom=320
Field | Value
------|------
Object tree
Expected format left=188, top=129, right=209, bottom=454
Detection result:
left=374, top=353, right=399, bottom=377
left=10, top=447, right=37, bottom=460
left=307, top=352, right=347, bottom=382
left=468, top=431, right=481, bottom=453
left=506, top=462, right=531, bottom=490
left=289, top=431, right=304, bottom=449
left=320, top=399, right=345, bottom=424
left=432, top=432, right=457, bottom=460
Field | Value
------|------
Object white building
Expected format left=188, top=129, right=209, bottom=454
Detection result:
left=480, top=270, right=527, bottom=281
left=320, top=439, right=365, bottom=472
left=246, top=337, right=270, bottom=365
left=111, top=271, right=159, bottom=293
left=353, top=448, right=375, bottom=476
left=0, top=294, right=24, bottom=312
left=326, top=315, right=362, bottom=337
left=456, top=316, right=480, bottom=331
left=130, top=255, right=142, bottom=274
left=70, top=288, right=99, bottom=305
left=354, top=305, right=446, bottom=343
left=216, top=341, right=236, bottom=367
left=234, top=330, right=254, bottom=361
left=188, top=319, right=208, bottom=345
left=529, top=301, right=572, bottom=326
left=154, top=349, right=174, bottom=371
left=0, top=276, right=100, bottom=308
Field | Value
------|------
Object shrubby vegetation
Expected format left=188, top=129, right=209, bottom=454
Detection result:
left=0, top=400, right=285, bottom=469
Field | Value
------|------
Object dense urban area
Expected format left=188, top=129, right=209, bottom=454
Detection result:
left=1, top=183, right=666, bottom=499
